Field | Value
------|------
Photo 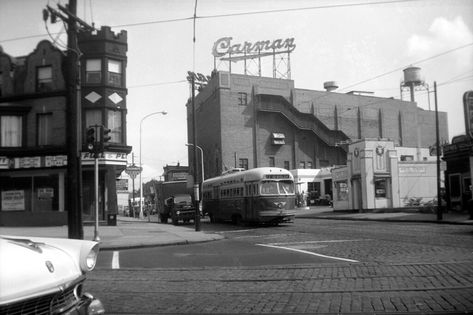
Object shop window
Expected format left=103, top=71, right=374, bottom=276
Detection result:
left=108, top=59, right=122, bottom=86
left=107, top=110, right=122, bottom=143
left=374, top=178, right=388, bottom=198
left=269, top=156, right=275, bottom=167
left=307, top=161, right=313, bottom=169
left=238, top=92, right=247, bottom=105
left=0, top=115, right=22, bottom=147
left=86, top=59, right=102, bottom=84
left=239, top=158, right=248, bottom=170
left=37, top=113, right=53, bottom=146
left=299, top=161, right=306, bottom=169
left=335, top=181, right=348, bottom=201
left=36, top=66, right=53, bottom=92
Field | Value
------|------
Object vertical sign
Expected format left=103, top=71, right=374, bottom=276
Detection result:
left=463, top=91, right=473, bottom=138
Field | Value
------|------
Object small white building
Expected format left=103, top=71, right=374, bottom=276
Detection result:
left=331, top=139, right=444, bottom=211
left=290, top=167, right=334, bottom=205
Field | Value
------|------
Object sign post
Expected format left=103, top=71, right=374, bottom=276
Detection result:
left=125, top=164, right=142, bottom=218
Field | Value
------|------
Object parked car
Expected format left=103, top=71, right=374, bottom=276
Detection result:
left=0, top=235, right=104, bottom=314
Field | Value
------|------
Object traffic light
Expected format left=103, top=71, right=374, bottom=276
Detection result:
left=86, top=127, right=96, bottom=154
left=99, top=127, right=112, bottom=152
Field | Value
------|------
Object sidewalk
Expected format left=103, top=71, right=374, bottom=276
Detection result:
left=1, top=208, right=472, bottom=251
left=296, top=205, right=473, bottom=224
left=0, top=216, right=224, bottom=251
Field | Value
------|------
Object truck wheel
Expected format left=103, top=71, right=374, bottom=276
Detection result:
left=231, top=215, right=242, bottom=226
left=172, top=216, right=179, bottom=225
left=160, top=214, right=168, bottom=223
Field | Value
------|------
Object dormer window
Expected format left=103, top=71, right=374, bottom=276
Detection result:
left=86, top=59, right=102, bottom=84
left=108, top=59, right=122, bottom=86
left=36, top=66, right=53, bottom=92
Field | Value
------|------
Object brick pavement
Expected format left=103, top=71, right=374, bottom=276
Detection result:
left=88, top=261, right=473, bottom=314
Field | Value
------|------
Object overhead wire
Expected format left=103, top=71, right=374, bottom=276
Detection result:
left=1, top=0, right=425, bottom=43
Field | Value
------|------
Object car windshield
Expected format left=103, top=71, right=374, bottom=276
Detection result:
left=260, top=180, right=294, bottom=195
left=174, top=195, right=192, bottom=204
left=279, top=180, right=294, bottom=195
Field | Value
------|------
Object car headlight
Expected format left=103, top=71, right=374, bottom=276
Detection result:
left=176, top=211, right=181, bottom=215
left=80, top=243, right=100, bottom=272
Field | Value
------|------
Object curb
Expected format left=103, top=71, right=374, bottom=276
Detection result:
left=297, top=215, right=473, bottom=225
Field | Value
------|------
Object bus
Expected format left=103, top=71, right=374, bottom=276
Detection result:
left=202, top=167, right=296, bottom=225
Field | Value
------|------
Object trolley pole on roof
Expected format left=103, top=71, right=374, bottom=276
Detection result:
left=191, top=76, right=201, bottom=231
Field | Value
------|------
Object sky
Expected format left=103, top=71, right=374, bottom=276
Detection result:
left=1, top=0, right=472, bottom=182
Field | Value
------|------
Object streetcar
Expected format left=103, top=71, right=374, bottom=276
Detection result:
left=202, top=167, right=296, bottom=225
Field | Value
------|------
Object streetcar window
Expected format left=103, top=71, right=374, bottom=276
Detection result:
left=279, top=181, right=294, bottom=195
left=261, top=181, right=279, bottom=195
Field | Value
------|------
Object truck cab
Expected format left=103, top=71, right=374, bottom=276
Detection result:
left=160, top=194, right=195, bottom=225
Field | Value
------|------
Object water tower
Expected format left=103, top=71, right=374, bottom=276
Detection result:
left=400, top=66, right=430, bottom=109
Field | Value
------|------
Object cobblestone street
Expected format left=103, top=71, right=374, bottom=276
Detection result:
left=88, top=261, right=473, bottom=314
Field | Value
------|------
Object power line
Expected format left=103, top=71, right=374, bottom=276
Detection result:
left=128, top=80, right=187, bottom=89
left=339, top=42, right=473, bottom=92
left=1, top=0, right=424, bottom=43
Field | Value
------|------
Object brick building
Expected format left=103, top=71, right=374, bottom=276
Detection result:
left=0, top=26, right=131, bottom=226
left=186, top=71, right=449, bottom=181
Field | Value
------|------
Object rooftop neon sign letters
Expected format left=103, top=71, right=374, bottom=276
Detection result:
left=212, top=37, right=296, bottom=60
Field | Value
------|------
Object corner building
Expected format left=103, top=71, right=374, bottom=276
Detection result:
left=187, top=71, right=448, bottom=180
left=0, top=26, right=131, bottom=226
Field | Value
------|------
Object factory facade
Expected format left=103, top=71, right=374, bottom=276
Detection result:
left=186, top=71, right=449, bottom=183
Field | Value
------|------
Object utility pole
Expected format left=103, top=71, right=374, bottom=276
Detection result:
left=434, top=81, right=442, bottom=221
left=65, top=0, right=83, bottom=239
left=44, top=0, right=94, bottom=239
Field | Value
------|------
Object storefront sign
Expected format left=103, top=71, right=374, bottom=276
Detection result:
left=45, top=155, right=67, bottom=167
left=116, top=179, right=129, bottom=192
left=81, top=152, right=128, bottom=166
left=1, top=190, right=25, bottom=211
left=38, top=188, right=54, bottom=200
left=212, top=37, right=296, bottom=59
left=399, top=165, right=426, bottom=174
left=18, top=156, right=41, bottom=168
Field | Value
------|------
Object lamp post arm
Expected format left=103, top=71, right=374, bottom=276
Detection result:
left=139, top=111, right=167, bottom=219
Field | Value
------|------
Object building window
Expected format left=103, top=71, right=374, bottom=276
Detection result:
left=374, top=178, right=388, bottom=198
left=37, top=113, right=53, bottom=146
left=85, top=109, right=102, bottom=127
left=400, top=155, right=414, bottom=161
left=239, top=158, right=248, bottom=170
left=299, top=161, right=306, bottom=169
left=36, top=66, right=53, bottom=92
left=107, top=110, right=122, bottom=143
left=284, top=161, right=290, bottom=170
left=86, top=59, right=102, bottom=84
left=108, top=59, right=122, bottom=86
left=1, top=115, right=22, bottom=147
left=238, top=92, right=247, bottom=105
left=307, top=161, right=313, bottom=169
left=335, top=181, right=348, bottom=201
left=269, top=156, right=275, bottom=167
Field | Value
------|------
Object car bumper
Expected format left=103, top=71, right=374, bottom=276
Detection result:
left=65, top=292, right=105, bottom=315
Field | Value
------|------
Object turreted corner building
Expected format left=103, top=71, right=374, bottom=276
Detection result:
left=186, top=71, right=448, bottom=180
left=0, top=26, right=131, bottom=226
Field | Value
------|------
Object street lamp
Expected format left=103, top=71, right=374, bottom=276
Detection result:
left=185, top=143, right=204, bottom=184
left=139, top=111, right=167, bottom=219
